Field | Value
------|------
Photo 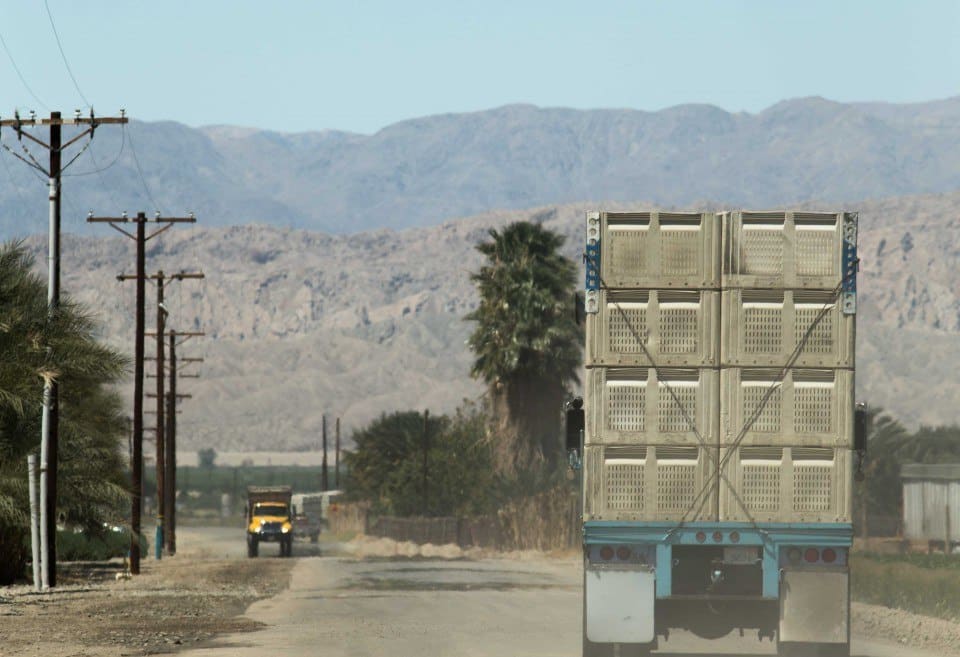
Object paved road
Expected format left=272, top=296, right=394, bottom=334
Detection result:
left=175, top=528, right=941, bottom=657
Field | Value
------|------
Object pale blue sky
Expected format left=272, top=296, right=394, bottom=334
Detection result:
left=0, top=1, right=957, bottom=134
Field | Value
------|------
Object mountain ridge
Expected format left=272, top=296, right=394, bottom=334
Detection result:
left=4, top=96, right=960, bottom=238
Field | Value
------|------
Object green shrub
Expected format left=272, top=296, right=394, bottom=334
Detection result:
left=56, top=528, right=144, bottom=562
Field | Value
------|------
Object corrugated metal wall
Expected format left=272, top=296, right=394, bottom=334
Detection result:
left=903, top=480, right=960, bottom=541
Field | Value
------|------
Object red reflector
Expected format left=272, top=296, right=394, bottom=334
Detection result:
left=599, top=545, right=614, bottom=561
left=712, top=531, right=723, bottom=543
left=616, top=546, right=631, bottom=561
left=804, top=548, right=819, bottom=563
left=730, top=531, right=740, bottom=543
left=696, top=531, right=706, bottom=543
left=822, top=548, right=837, bottom=563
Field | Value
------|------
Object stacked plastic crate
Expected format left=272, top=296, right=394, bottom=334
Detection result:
left=582, top=211, right=721, bottom=522
left=718, top=211, right=858, bottom=523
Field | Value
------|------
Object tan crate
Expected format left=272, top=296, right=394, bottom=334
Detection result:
left=718, top=446, right=851, bottom=523
left=722, top=211, right=856, bottom=290
left=587, top=289, right=720, bottom=367
left=592, top=211, right=720, bottom=289
left=720, top=290, right=855, bottom=368
left=583, top=445, right=718, bottom=522
left=585, top=367, right=719, bottom=446
left=720, top=368, right=854, bottom=448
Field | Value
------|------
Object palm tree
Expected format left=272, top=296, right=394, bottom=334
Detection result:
left=0, top=241, right=128, bottom=583
left=466, top=222, right=581, bottom=478
left=855, top=408, right=909, bottom=536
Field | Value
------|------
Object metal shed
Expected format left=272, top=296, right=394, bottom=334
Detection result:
left=901, top=463, right=960, bottom=550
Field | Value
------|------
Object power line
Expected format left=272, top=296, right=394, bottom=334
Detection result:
left=0, top=30, right=48, bottom=111
left=43, top=0, right=91, bottom=108
left=125, top=123, right=164, bottom=213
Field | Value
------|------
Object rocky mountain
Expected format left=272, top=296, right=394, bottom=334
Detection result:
left=22, top=191, right=960, bottom=452
left=5, top=97, right=960, bottom=237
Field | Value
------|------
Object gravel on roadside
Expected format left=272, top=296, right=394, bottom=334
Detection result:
left=0, top=552, right=293, bottom=657
left=853, top=601, right=960, bottom=657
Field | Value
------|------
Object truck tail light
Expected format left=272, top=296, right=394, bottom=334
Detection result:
left=599, top=545, right=614, bottom=561
left=804, top=548, right=819, bottom=563
left=696, top=531, right=706, bottom=543
left=787, top=547, right=802, bottom=564
left=712, top=531, right=723, bottom=543
left=821, top=548, right=837, bottom=563
left=729, top=531, right=740, bottom=543
left=616, top=546, right=631, bottom=561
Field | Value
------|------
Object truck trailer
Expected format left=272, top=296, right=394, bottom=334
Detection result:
left=568, top=210, right=866, bottom=656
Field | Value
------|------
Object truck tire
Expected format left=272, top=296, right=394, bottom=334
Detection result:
left=247, top=536, right=259, bottom=558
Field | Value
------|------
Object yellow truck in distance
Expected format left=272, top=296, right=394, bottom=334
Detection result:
left=246, top=485, right=294, bottom=558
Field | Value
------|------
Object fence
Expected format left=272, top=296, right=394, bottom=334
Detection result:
left=365, top=487, right=580, bottom=551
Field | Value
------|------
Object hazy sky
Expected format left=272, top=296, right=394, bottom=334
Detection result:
left=0, top=1, right=958, bottom=134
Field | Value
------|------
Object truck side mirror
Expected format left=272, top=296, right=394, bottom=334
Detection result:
left=565, top=397, right=584, bottom=453
left=854, top=403, right=868, bottom=453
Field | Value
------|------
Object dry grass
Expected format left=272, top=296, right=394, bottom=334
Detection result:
left=852, top=553, right=960, bottom=621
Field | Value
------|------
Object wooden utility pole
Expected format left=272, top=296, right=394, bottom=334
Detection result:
left=148, top=329, right=202, bottom=556
left=335, top=417, right=341, bottom=489
left=1, top=110, right=127, bottom=587
left=87, top=213, right=196, bottom=574
left=164, top=329, right=202, bottom=555
left=146, top=272, right=202, bottom=558
left=422, top=409, right=429, bottom=516
left=322, top=415, right=329, bottom=491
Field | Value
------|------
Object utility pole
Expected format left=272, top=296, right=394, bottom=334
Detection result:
left=147, top=272, right=202, bottom=558
left=322, top=415, right=329, bottom=491
left=163, top=328, right=203, bottom=556
left=149, top=329, right=203, bottom=556
left=423, top=409, right=429, bottom=516
left=1, top=109, right=127, bottom=587
left=335, top=417, right=341, bottom=489
left=87, top=213, right=196, bottom=574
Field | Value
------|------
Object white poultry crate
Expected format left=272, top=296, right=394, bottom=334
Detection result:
left=586, top=367, right=720, bottom=446
left=722, top=211, right=855, bottom=290
left=583, top=445, right=718, bottom=522
left=720, top=289, right=855, bottom=368
left=720, top=368, right=854, bottom=448
left=719, top=446, right=852, bottom=523
left=586, top=289, right=720, bottom=367
left=592, top=211, right=720, bottom=289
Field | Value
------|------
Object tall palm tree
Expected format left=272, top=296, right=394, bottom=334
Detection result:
left=466, top=222, right=581, bottom=478
left=0, top=242, right=128, bottom=583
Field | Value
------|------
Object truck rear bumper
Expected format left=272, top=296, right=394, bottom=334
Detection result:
left=584, top=521, right=852, bottom=599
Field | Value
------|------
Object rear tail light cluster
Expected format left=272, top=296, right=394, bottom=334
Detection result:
left=783, top=546, right=846, bottom=566
left=694, top=531, right=740, bottom=543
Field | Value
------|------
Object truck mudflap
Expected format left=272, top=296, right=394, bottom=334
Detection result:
left=585, top=566, right=655, bottom=643
left=779, top=569, right=849, bottom=644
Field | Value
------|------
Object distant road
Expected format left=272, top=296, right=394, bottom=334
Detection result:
left=175, top=527, right=943, bottom=657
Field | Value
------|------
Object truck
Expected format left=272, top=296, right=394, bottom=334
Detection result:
left=291, top=492, right=324, bottom=543
left=246, top=485, right=293, bottom=558
left=567, top=210, right=867, bottom=656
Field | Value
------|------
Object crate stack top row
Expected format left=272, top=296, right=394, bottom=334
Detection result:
left=582, top=210, right=858, bottom=524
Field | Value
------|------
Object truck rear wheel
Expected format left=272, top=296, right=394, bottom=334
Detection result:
left=247, top=536, right=259, bottom=558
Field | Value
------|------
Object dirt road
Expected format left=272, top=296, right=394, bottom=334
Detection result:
left=173, top=529, right=951, bottom=657
left=3, top=527, right=957, bottom=657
